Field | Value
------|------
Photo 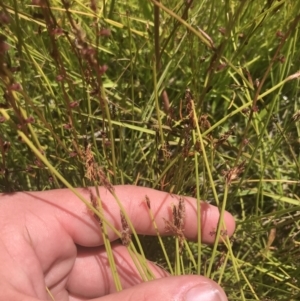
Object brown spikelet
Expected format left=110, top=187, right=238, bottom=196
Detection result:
left=83, top=144, right=114, bottom=192
left=145, top=195, right=151, bottom=209
left=120, top=211, right=131, bottom=246
left=164, top=197, right=186, bottom=254
left=199, top=114, right=211, bottom=130
left=89, top=190, right=102, bottom=225
left=84, top=144, right=96, bottom=181
left=222, top=160, right=246, bottom=185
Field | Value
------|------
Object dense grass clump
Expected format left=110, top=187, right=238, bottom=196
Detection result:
left=0, top=1, right=299, bottom=300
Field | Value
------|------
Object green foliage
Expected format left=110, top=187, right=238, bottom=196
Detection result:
left=0, top=0, right=300, bottom=300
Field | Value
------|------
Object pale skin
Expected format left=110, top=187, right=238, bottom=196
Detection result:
left=0, top=185, right=235, bottom=301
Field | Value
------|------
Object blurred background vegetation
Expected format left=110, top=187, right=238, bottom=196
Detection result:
left=0, top=0, right=300, bottom=300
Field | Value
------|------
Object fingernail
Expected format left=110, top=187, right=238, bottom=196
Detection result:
left=185, top=283, right=228, bottom=301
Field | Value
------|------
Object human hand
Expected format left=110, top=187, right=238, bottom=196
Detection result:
left=0, top=185, right=235, bottom=301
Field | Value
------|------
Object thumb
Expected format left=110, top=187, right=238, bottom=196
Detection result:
left=93, top=275, right=228, bottom=301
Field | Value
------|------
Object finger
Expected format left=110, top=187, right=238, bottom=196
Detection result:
left=69, top=275, right=228, bottom=301
left=12, top=185, right=235, bottom=247
left=67, top=242, right=168, bottom=299
left=57, top=185, right=235, bottom=246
